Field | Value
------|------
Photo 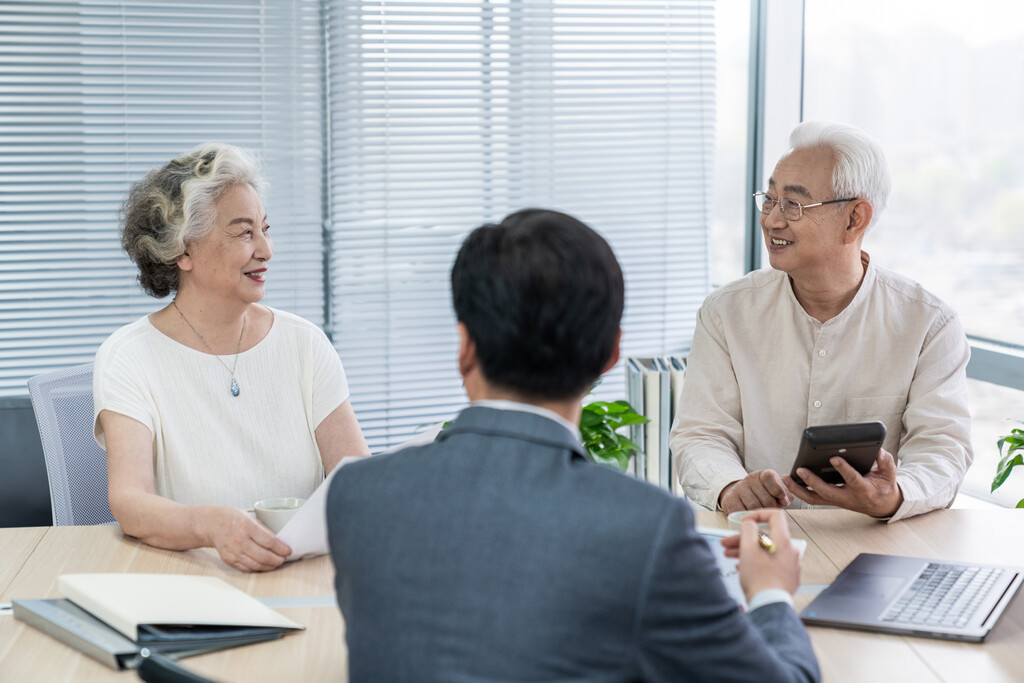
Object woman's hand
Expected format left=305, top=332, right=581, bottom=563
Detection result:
left=102, top=410, right=292, bottom=571
left=203, top=507, right=292, bottom=572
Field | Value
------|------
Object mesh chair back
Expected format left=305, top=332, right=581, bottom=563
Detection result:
left=27, top=363, right=117, bottom=526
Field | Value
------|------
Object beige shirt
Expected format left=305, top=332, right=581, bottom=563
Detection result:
left=670, top=254, right=972, bottom=522
left=94, top=308, right=349, bottom=509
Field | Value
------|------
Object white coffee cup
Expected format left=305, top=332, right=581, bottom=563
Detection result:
left=727, top=510, right=772, bottom=533
left=253, top=497, right=306, bottom=534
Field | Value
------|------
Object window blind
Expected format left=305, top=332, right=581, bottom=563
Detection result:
left=0, top=0, right=325, bottom=395
left=1, top=0, right=717, bottom=450
left=327, top=0, right=715, bottom=449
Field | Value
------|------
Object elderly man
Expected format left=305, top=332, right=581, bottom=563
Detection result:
left=671, top=120, right=972, bottom=522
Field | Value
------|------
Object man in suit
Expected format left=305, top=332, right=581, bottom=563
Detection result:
left=327, top=209, right=820, bottom=682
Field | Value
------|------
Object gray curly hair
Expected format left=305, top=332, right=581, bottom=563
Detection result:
left=120, top=143, right=268, bottom=298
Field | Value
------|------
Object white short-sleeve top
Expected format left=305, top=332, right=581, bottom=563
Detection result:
left=93, top=307, right=349, bottom=509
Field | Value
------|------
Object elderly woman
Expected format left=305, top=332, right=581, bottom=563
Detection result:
left=94, top=143, right=369, bottom=572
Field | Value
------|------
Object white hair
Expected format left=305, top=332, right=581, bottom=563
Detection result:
left=788, top=120, right=891, bottom=233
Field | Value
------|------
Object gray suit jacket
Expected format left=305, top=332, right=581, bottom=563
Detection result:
left=327, top=406, right=819, bottom=682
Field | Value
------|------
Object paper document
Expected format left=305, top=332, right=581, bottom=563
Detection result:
left=697, top=527, right=807, bottom=611
left=278, top=421, right=446, bottom=560
left=58, top=574, right=303, bottom=642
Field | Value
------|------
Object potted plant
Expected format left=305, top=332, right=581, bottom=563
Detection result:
left=991, top=425, right=1024, bottom=507
left=579, top=399, right=648, bottom=471
left=431, top=396, right=648, bottom=472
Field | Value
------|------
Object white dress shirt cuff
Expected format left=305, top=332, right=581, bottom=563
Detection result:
left=747, top=588, right=794, bottom=612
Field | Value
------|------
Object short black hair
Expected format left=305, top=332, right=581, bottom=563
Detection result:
left=451, top=208, right=624, bottom=401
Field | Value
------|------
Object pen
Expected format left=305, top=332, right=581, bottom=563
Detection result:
left=757, top=531, right=777, bottom=554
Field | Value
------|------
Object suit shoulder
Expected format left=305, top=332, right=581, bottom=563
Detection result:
left=331, top=441, right=437, bottom=488
left=579, top=462, right=693, bottom=522
left=328, top=453, right=388, bottom=509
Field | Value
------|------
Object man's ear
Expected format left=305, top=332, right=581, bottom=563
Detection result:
left=600, top=328, right=622, bottom=374
left=843, top=199, right=873, bottom=244
left=457, top=322, right=477, bottom=379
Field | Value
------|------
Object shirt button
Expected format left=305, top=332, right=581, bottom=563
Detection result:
left=818, top=349, right=826, bottom=357
left=813, top=400, right=822, bottom=408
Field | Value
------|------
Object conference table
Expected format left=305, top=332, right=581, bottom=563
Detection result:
left=2, top=508, right=1024, bottom=682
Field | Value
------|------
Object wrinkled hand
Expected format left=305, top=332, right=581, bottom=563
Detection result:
left=784, top=448, right=903, bottom=518
left=721, top=509, right=801, bottom=600
left=719, top=469, right=793, bottom=513
left=205, top=507, right=292, bottom=572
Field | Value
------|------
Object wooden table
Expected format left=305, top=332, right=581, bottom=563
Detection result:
left=0, top=527, right=46, bottom=597
left=695, top=508, right=1024, bottom=683
left=2, top=510, right=1024, bottom=682
left=0, top=525, right=344, bottom=682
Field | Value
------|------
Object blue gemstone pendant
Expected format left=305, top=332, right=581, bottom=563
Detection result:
left=230, top=378, right=240, bottom=397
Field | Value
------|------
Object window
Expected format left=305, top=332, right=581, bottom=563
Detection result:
left=711, top=0, right=752, bottom=287
left=967, top=379, right=1024, bottom=505
left=1, top=1, right=719, bottom=452
left=327, top=1, right=716, bottom=448
left=803, top=0, right=1024, bottom=501
left=0, top=1, right=325, bottom=394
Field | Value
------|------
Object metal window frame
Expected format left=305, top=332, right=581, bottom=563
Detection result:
left=967, top=337, right=1024, bottom=391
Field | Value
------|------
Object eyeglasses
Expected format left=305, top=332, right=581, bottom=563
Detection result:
left=753, top=192, right=857, bottom=221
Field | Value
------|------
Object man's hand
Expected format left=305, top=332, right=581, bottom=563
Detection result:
left=720, top=509, right=801, bottom=600
left=784, top=448, right=903, bottom=518
left=718, top=469, right=793, bottom=513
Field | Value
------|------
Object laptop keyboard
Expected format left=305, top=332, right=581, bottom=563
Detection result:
left=881, top=562, right=1002, bottom=628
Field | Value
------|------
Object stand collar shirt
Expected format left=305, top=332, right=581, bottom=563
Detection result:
left=671, top=253, right=972, bottom=521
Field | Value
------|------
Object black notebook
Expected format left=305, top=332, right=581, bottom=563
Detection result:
left=13, top=599, right=287, bottom=670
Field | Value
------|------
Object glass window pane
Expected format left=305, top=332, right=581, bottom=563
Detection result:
left=965, top=379, right=1024, bottom=505
left=804, top=0, right=1024, bottom=346
left=328, top=1, right=718, bottom=449
left=711, top=0, right=751, bottom=287
left=805, top=0, right=1024, bottom=504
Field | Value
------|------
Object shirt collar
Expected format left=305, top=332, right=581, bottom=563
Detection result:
left=471, top=399, right=581, bottom=442
left=827, top=250, right=876, bottom=326
left=784, top=250, right=876, bottom=327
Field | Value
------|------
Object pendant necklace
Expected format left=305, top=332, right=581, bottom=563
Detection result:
left=172, top=299, right=245, bottom=397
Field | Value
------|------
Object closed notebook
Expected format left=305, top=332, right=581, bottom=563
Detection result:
left=58, top=573, right=303, bottom=642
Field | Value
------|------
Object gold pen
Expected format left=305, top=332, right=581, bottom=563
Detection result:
left=757, top=531, right=777, bottom=554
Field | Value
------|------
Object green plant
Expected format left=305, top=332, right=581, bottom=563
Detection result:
left=991, top=425, right=1024, bottom=507
left=579, top=400, right=649, bottom=471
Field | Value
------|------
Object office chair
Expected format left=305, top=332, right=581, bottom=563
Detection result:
left=27, top=362, right=117, bottom=526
